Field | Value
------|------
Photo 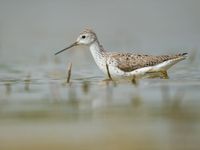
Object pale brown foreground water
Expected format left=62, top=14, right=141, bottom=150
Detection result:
left=0, top=55, right=200, bottom=150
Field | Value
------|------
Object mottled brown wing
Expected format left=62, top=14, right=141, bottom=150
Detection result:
left=110, top=53, right=184, bottom=72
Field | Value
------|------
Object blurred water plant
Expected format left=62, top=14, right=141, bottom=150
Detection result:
left=4, top=81, right=11, bottom=95
left=49, top=82, right=61, bottom=103
left=66, top=62, right=72, bottom=83
left=81, top=81, right=90, bottom=94
left=24, top=73, right=31, bottom=92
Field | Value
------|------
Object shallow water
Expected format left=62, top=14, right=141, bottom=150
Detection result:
left=0, top=53, right=200, bottom=150
left=1, top=0, right=200, bottom=150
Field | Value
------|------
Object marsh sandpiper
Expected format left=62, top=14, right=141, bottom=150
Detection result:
left=55, top=28, right=187, bottom=79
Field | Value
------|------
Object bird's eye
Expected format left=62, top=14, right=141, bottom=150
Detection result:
left=81, top=35, right=86, bottom=39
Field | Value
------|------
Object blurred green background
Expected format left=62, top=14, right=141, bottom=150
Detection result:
left=0, top=0, right=200, bottom=150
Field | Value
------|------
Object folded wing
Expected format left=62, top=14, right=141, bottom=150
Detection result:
left=110, top=52, right=187, bottom=72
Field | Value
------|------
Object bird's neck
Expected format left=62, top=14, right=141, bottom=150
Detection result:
left=89, top=40, right=107, bottom=71
left=89, top=40, right=106, bottom=59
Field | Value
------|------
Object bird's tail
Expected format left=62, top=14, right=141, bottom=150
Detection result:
left=152, top=52, right=188, bottom=71
left=176, top=52, right=188, bottom=58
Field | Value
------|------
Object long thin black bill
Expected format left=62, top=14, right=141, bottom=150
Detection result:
left=54, top=42, right=78, bottom=55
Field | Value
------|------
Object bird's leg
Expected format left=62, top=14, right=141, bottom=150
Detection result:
left=159, top=71, right=169, bottom=79
left=131, top=75, right=138, bottom=86
left=102, top=63, right=113, bottom=82
left=101, top=63, right=118, bottom=86
left=145, top=71, right=160, bottom=78
left=105, top=63, right=113, bottom=81
left=146, top=70, right=169, bottom=79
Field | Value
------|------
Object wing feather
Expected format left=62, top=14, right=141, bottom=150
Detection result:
left=109, top=52, right=186, bottom=72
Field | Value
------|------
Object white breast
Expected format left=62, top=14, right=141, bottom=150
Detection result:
left=89, top=42, right=107, bottom=74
